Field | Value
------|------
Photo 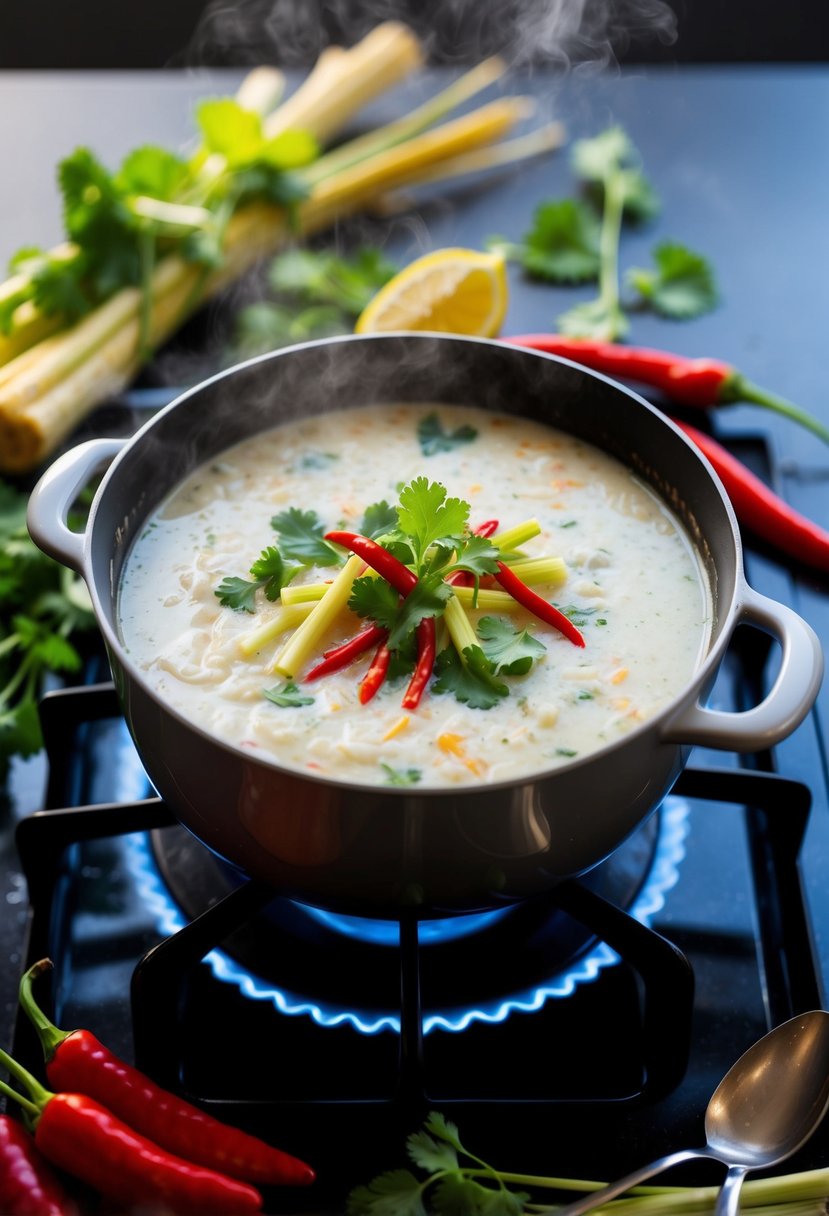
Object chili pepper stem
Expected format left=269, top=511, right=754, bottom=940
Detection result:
left=722, top=372, right=829, bottom=446
left=19, top=961, right=68, bottom=1059
left=0, top=1077, right=39, bottom=1119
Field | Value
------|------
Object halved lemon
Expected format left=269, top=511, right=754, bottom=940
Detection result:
left=354, top=247, right=508, bottom=337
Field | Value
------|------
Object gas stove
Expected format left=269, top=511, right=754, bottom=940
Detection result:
left=2, top=420, right=829, bottom=1212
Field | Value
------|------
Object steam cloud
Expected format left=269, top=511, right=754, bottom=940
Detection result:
left=184, top=0, right=678, bottom=69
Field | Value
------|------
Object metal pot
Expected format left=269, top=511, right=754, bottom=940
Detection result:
left=27, top=334, right=823, bottom=916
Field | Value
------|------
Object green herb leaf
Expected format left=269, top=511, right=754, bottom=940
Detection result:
left=267, top=246, right=396, bottom=316
left=262, top=682, right=315, bottom=708
left=407, top=1129, right=458, bottom=1173
left=386, top=576, right=452, bottom=650
left=627, top=240, right=718, bottom=318
left=557, top=295, right=629, bottom=341
left=572, top=127, right=659, bottom=223
left=346, top=1169, right=427, bottom=1216
left=349, top=577, right=401, bottom=630
left=117, top=146, right=191, bottom=201
left=249, top=545, right=300, bottom=601
left=422, top=1112, right=466, bottom=1154
left=450, top=535, right=500, bottom=581
left=432, top=1176, right=527, bottom=1216
left=432, top=645, right=508, bottom=710
left=214, top=576, right=261, bottom=613
left=381, top=763, right=422, bottom=787
left=417, top=413, right=478, bottom=457
left=478, top=616, right=546, bottom=675
left=271, top=507, right=343, bottom=566
left=514, top=198, right=601, bottom=283
left=196, top=98, right=265, bottom=167
left=397, top=478, right=469, bottom=569
left=360, top=500, right=399, bottom=540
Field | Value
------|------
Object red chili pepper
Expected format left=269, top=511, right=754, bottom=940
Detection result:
left=324, top=531, right=417, bottom=595
left=508, top=334, right=829, bottom=445
left=494, top=560, right=585, bottom=647
left=305, top=623, right=388, bottom=681
left=675, top=421, right=829, bottom=573
left=401, top=618, right=437, bottom=710
left=359, top=638, right=391, bottom=703
left=19, top=961, right=314, bottom=1188
left=474, top=519, right=500, bottom=538
left=0, top=1062, right=262, bottom=1215
left=0, top=1115, right=76, bottom=1216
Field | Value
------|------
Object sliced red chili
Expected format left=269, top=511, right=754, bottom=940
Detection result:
left=305, top=624, right=387, bottom=682
left=0, top=1115, right=75, bottom=1216
left=675, top=422, right=829, bottom=573
left=494, top=560, right=584, bottom=647
left=402, top=618, right=437, bottom=709
left=359, top=639, right=391, bottom=703
left=19, top=961, right=314, bottom=1188
left=324, top=531, right=416, bottom=595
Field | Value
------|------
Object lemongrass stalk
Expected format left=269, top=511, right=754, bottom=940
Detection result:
left=505, top=556, right=567, bottom=584
left=263, top=23, right=423, bottom=144
left=235, top=65, right=286, bottom=115
left=0, top=304, right=63, bottom=370
left=280, top=582, right=331, bottom=605
left=271, top=554, right=363, bottom=678
left=238, top=602, right=316, bottom=657
left=303, top=55, right=506, bottom=185
left=371, top=121, right=566, bottom=214
left=452, top=587, right=522, bottom=612
left=492, top=519, right=542, bottom=550
left=444, top=594, right=478, bottom=654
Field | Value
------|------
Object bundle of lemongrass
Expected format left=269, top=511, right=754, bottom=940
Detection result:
left=0, top=23, right=564, bottom=474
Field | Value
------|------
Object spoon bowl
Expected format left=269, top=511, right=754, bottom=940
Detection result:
left=558, top=1010, right=829, bottom=1216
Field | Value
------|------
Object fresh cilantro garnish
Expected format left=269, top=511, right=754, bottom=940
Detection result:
left=557, top=603, right=602, bottom=628
left=271, top=507, right=343, bottom=566
left=0, top=479, right=95, bottom=776
left=359, top=499, right=398, bottom=540
left=380, top=763, right=422, bottom=787
left=215, top=546, right=299, bottom=612
left=233, top=246, right=397, bottom=356
left=449, top=533, right=500, bottom=586
left=431, top=645, right=508, bottom=710
left=349, top=577, right=401, bottom=631
left=572, top=126, right=659, bottom=223
left=489, top=198, right=601, bottom=284
left=477, top=616, right=547, bottom=675
left=262, top=682, right=314, bottom=708
left=385, top=576, right=452, bottom=650
left=348, top=1111, right=529, bottom=1216
left=417, top=412, right=478, bottom=457
left=627, top=241, right=718, bottom=319
left=396, top=478, right=469, bottom=568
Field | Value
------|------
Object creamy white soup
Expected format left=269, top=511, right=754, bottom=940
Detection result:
left=118, top=404, right=711, bottom=787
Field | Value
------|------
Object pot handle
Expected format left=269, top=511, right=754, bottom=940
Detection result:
left=663, top=584, right=823, bottom=751
left=27, top=437, right=126, bottom=575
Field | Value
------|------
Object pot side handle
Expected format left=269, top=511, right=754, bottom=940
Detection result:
left=663, top=584, right=823, bottom=751
left=27, top=438, right=126, bottom=575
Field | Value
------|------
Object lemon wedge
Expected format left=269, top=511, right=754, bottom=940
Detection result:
left=354, top=247, right=508, bottom=337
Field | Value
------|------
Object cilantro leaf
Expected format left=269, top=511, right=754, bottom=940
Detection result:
left=262, top=682, right=314, bottom=708
left=627, top=241, right=719, bottom=319
left=349, top=576, right=401, bottom=630
left=271, top=507, right=342, bottom=566
left=417, top=413, right=478, bottom=457
left=557, top=295, right=629, bottom=341
left=397, top=478, right=469, bottom=569
left=478, top=616, right=546, bottom=675
left=58, top=148, right=141, bottom=299
left=432, top=1175, right=527, bottom=1216
left=117, top=146, right=190, bottom=201
left=386, top=576, right=452, bottom=650
left=422, top=1112, right=466, bottom=1154
left=499, top=199, right=601, bottom=284
left=407, top=1129, right=458, bottom=1173
left=450, top=535, right=500, bottom=582
left=268, top=246, right=396, bottom=316
left=432, top=645, right=508, bottom=710
left=0, top=701, right=43, bottom=763
left=214, top=576, right=261, bottom=613
left=249, top=546, right=299, bottom=601
left=360, top=500, right=398, bottom=540
left=346, top=1169, right=427, bottom=1216
left=572, top=127, right=659, bottom=223
left=196, top=98, right=265, bottom=167
left=381, top=764, right=422, bottom=787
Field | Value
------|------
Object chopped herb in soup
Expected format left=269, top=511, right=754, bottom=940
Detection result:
left=118, top=404, right=711, bottom=787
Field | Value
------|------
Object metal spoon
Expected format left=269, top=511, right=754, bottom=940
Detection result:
left=557, top=1010, right=829, bottom=1216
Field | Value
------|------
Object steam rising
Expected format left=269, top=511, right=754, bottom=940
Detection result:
left=184, top=0, right=677, bottom=69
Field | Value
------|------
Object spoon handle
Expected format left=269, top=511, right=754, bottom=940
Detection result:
left=714, top=1165, right=750, bottom=1216
left=555, top=1149, right=707, bottom=1215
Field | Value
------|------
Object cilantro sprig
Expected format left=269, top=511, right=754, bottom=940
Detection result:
left=215, top=546, right=300, bottom=613
left=488, top=124, right=717, bottom=340
left=0, top=480, right=95, bottom=777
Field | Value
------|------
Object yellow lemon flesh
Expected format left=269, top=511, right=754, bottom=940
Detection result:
left=355, top=247, right=508, bottom=337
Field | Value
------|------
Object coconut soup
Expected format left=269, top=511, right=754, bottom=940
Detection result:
left=118, top=403, right=711, bottom=787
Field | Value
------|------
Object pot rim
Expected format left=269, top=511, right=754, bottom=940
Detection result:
left=83, top=332, right=744, bottom=795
